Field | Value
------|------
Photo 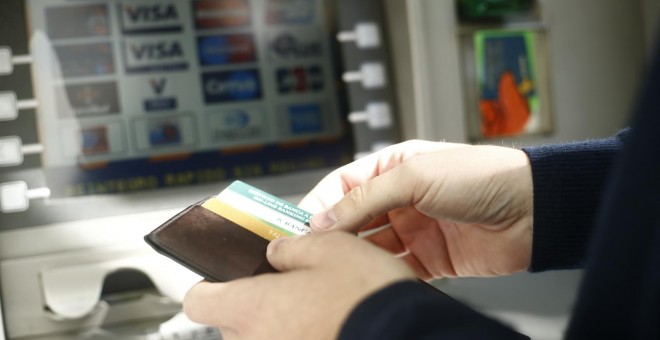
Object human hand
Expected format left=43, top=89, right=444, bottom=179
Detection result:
left=183, top=232, right=414, bottom=340
left=299, top=140, right=534, bottom=280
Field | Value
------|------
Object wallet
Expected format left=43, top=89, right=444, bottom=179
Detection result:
left=144, top=197, right=277, bottom=282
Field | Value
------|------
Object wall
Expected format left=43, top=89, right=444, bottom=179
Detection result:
left=393, top=0, right=647, bottom=144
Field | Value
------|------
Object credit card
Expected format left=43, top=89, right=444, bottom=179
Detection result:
left=202, top=180, right=312, bottom=240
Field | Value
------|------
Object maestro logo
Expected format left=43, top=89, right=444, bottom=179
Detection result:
left=197, top=34, right=256, bottom=66
left=202, top=69, right=262, bottom=103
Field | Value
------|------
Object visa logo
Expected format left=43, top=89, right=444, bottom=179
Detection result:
left=125, top=4, right=178, bottom=23
left=130, top=41, right=183, bottom=60
left=120, top=1, right=182, bottom=34
left=144, top=78, right=177, bottom=111
left=202, top=70, right=262, bottom=103
left=149, top=78, right=167, bottom=95
left=124, top=38, right=188, bottom=72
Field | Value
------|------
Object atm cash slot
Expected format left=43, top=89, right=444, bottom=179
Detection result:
left=0, top=246, right=217, bottom=339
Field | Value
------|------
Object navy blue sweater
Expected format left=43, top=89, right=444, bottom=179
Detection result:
left=339, top=54, right=660, bottom=340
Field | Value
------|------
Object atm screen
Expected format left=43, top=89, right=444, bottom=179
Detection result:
left=25, top=0, right=351, bottom=198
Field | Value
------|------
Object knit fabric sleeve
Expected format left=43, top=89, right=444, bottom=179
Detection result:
left=339, top=280, right=529, bottom=340
left=522, top=132, right=626, bottom=272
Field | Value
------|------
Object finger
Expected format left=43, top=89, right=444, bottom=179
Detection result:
left=399, top=252, right=434, bottom=281
left=361, top=226, right=407, bottom=255
left=310, top=164, right=417, bottom=232
left=299, top=140, right=461, bottom=213
left=297, top=156, right=387, bottom=213
left=359, top=214, right=391, bottom=232
left=183, top=280, right=255, bottom=329
left=266, top=232, right=359, bottom=272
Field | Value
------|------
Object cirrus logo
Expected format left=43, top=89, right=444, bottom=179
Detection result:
left=202, top=69, right=262, bottom=103
left=269, top=32, right=322, bottom=60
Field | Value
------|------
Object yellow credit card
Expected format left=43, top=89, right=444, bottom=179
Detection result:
left=202, top=180, right=312, bottom=241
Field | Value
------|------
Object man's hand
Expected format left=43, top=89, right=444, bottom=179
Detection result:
left=299, top=140, right=534, bottom=279
left=183, top=232, right=415, bottom=340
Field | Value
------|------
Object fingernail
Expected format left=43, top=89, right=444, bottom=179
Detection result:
left=267, top=237, right=289, bottom=256
left=311, top=206, right=337, bottom=230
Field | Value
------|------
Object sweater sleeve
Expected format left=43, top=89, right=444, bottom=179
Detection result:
left=340, top=280, right=529, bottom=340
left=522, top=132, right=625, bottom=272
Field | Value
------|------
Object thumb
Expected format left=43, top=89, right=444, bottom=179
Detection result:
left=310, top=164, right=416, bottom=232
left=266, top=232, right=360, bottom=272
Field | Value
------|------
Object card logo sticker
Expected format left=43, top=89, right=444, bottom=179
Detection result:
left=198, top=34, right=257, bottom=66
left=276, top=65, right=323, bottom=94
left=53, top=43, right=115, bottom=78
left=202, top=69, right=262, bottom=103
left=287, top=103, right=323, bottom=134
left=119, top=0, right=183, bottom=34
left=45, top=4, right=110, bottom=40
left=57, top=81, right=120, bottom=118
left=149, top=120, right=182, bottom=146
left=81, top=127, right=110, bottom=155
left=208, top=108, right=267, bottom=142
left=144, top=78, right=178, bottom=111
left=268, top=30, right=322, bottom=60
left=124, top=37, right=188, bottom=73
left=266, top=0, right=315, bottom=25
left=193, top=0, right=251, bottom=29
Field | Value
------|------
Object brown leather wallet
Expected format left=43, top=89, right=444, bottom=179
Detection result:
left=144, top=198, right=277, bottom=282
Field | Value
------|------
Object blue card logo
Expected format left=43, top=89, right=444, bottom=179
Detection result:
left=202, top=69, right=262, bottom=103
left=208, top=108, right=267, bottom=142
left=149, top=121, right=182, bottom=146
left=198, top=34, right=257, bottom=66
left=224, top=110, right=250, bottom=128
left=81, top=127, right=109, bottom=154
left=288, top=103, right=323, bottom=134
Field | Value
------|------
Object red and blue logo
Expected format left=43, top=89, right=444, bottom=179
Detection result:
left=198, top=34, right=257, bottom=66
left=276, top=65, right=323, bottom=94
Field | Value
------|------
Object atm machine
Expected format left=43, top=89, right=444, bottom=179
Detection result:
left=0, top=0, right=656, bottom=339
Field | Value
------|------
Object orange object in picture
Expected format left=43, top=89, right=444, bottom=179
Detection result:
left=475, top=30, right=539, bottom=138
left=480, top=71, right=530, bottom=137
